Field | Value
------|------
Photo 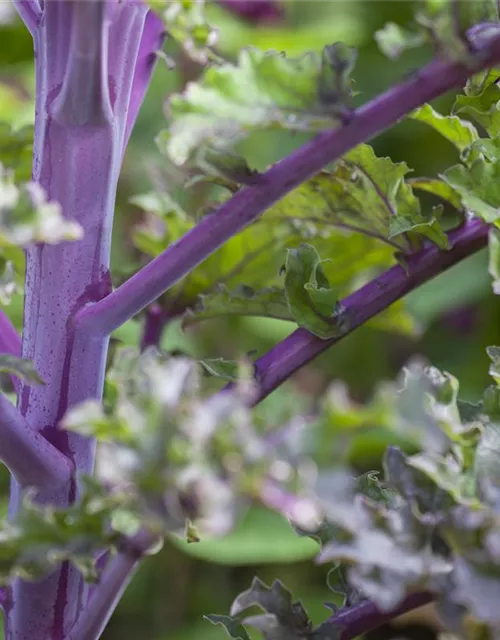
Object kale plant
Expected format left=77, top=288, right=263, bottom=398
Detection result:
left=3, top=0, right=500, bottom=638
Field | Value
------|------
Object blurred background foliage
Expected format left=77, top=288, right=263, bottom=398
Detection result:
left=0, top=1, right=496, bottom=638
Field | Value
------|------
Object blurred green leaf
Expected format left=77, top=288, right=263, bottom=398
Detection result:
left=375, top=22, right=426, bottom=59
left=171, top=507, right=318, bottom=565
left=0, top=355, right=43, bottom=384
left=158, top=44, right=356, bottom=167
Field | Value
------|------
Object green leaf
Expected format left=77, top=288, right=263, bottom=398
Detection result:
left=230, top=578, right=311, bottom=637
left=388, top=207, right=449, bottom=250
left=195, top=147, right=261, bottom=186
left=339, top=144, right=447, bottom=249
left=454, top=80, right=500, bottom=137
left=185, top=285, right=291, bottom=324
left=150, top=0, right=218, bottom=65
left=442, top=156, right=500, bottom=223
left=408, top=177, right=463, bottom=211
left=0, top=477, right=132, bottom=585
left=199, top=358, right=239, bottom=381
left=410, top=104, right=479, bottom=153
left=317, top=43, right=357, bottom=113
left=284, top=244, right=343, bottom=339
left=487, top=346, right=500, bottom=386
left=133, top=145, right=426, bottom=336
left=0, top=355, right=44, bottom=385
left=205, top=615, right=251, bottom=640
left=159, top=44, right=356, bottom=166
left=374, top=22, right=427, bottom=59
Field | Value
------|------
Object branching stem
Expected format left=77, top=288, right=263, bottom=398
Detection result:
left=74, top=27, right=500, bottom=337
left=0, top=392, right=72, bottom=490
left=240, top=218, right=489, bottom=404
left=67, top=529, right=159, bottom=640
left=11, top=0, right=41, bottom=36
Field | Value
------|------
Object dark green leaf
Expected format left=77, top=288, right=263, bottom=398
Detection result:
left=408, top=177, right=463, bottom=211
left=206, top=615, right=251, bottom=640
left=284, top=244, right=343, bottom=339
left=454, top=80, right=500, bottom=138
left=199, top=358, right=239, bottom=381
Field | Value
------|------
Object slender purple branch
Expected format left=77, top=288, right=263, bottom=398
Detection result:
left=124, top=11, right=166, bottom=148
left=67, top=529, right=159, bottom=640
left=74, top=28, right=500, bottom=338
left=333, top=591, right=435, bottom=639
left=0, top=392, right=72, bottom=491
left=242, top=218, right=488, bottom=405
left=12, top=0, right=41, bottom=36
left=140, top=303, right=168, bottom=350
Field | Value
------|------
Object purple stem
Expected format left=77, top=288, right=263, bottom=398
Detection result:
left=219, top=0, right=283, bottom=22
left=140, top=303, right=168, bottom=350
left=333, top=591, right=435, bottom=639
left=243, top=219, right=488, bottom=405
left=74, top=27, right=500, bottom=338
left=67, top=529, right=159, bottom=640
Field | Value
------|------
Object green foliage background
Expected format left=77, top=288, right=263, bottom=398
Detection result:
left=0, top=1, right=497, bottom=638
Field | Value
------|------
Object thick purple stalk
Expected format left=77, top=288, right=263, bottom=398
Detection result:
left=74, top=27, right=500, bottom=338
left=241, top=219, right=488, bottom=404
left=7, top=4, right=163, bottom=639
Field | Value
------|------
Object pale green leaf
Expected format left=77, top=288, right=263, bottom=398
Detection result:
left=410, top=104, right=479, bottom=153
left=442, top=157, right=500, bottom=223
left=159, top=44, right=356, bottom=166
